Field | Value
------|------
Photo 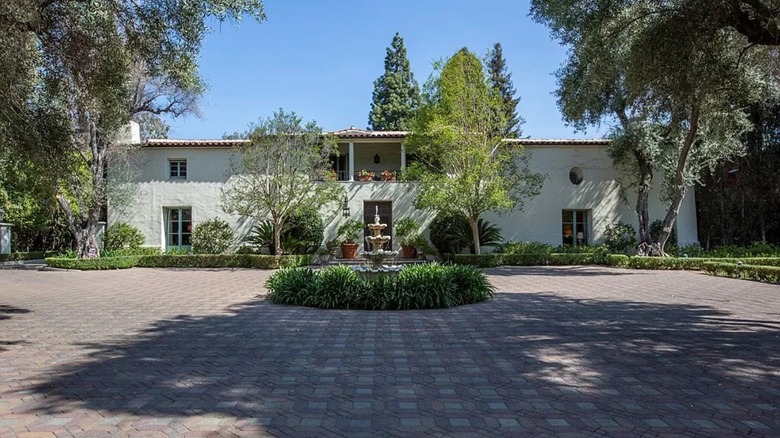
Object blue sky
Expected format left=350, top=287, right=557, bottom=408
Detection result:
left=166, top=0, right=608, bottom=139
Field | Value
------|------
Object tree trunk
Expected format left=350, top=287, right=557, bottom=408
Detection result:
left=652, top=105, right=700, bottom=256
left=633, top=150, right=655, bottom=256
left=273, top=218, right=284, bottom=256
left=469, top=215, right=481, bottom=255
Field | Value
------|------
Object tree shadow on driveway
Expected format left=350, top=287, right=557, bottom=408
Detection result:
left=24, top=293, right=780, bottom=436
left=0, top=304, right=31, bottom=352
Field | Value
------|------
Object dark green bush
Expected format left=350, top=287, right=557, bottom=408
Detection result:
left=702, top=262, right=780, bottom=284
left=45, top=257, right=138, bottom=270
left=45, top=254, right=311, bottom=270
left=135, top=254, right=311, bottom=269
left=246, top=206, right=325, bottom=255
left=191, top=218, right=234, bottom=254
left=701, top=243, right=780, bottom=258
left=603, top=222, right=637, bottom=254
left=607, top=255, right=780, bottom=270
left=102, top=247, right=160, bottom=257
left=495, top=241, right=553, bottom=255
left=429, top=212, right=471, bottom=255
left=103, top=223, right=144, bottom=250
left=266, top=264, right=494, bottom=310
left=0, top=251, right=48, bottom=262
left=444, top=252, right=605, bottom=267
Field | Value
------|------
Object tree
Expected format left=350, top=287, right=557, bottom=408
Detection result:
left=368, top=33, right=421, bottom=131
left=532, top=1, right=775, bottom=255
left=222, top=109, right=344, bottom=255
left=405, top=48, right=544, bottom=254
left=486, top=43, right=523, bottom=138
left=0, top=0, right=265, bottom=257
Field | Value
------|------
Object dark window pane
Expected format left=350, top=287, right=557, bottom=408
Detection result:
left=170, top=234, right=179, bottom=246
left=182, top=234, right=191, bottom=245
left=182, top=209, right=191, bottom=221
left=170, top=209, right=179, bottom=220
left=170, top=222, right=179, bottom=233
left=576, top=211, right=586, bottom=222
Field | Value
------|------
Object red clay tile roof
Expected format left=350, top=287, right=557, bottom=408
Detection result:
left=144, top=129, right=609, bottom=147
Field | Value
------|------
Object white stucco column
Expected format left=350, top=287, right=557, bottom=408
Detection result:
left=400, top=144, right=406, bottom=171
left=348, top=142, right=355, bottom=181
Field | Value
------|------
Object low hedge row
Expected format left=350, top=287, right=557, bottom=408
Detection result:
left=0, top=251, right=49, bottom=262
left=45, top=256, right=138, bottom=270
left=266, top=264, right=494, bottom=310
left=702, top=262, right=780, bottom=284
left=607, top=255, right=780, bottom=270
left=444, top=253, right=607, bottom=267
left=45, top=254, right=312, bottom=270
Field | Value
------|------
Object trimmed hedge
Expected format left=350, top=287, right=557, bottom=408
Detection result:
left=45, top=254, right=312, bottom=270
left=444, top=253, right=606, bottom=267
left=266, top=264, right=494, bottom=310
left=45, top=257, right=138, bottom=270
left=607, top=255, right=780, bottom=270
left=0, top=251, right=49, bottom=262
left=702, top=262, right=780, bottom=284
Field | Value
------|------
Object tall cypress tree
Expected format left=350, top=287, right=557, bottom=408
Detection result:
left=368, top=33, right=420, bottom=131
left=487, top=43, right=523, bottom=138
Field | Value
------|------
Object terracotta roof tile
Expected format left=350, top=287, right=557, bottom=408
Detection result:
left=144, top=132, right=609, bottom=147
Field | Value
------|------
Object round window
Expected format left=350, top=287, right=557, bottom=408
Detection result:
left=569, top=167, right=584, bottom=185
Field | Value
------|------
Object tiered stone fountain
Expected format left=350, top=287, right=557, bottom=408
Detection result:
left=354, top=206, right=401, bottom=274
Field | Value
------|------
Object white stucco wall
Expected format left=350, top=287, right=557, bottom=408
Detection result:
left=112, top=142, right=699, bottom=251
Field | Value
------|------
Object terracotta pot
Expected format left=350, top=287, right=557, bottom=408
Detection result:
left=359, top=175, right=373, bottom=182
left=401, top=245, right=417, bottom=259
left=381, top=176, right=396, bottom=182
left=341, top=243, right=359, bottom=259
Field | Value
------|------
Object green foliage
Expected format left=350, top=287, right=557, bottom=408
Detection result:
left=265, top=264, right=494, bottom=310
left=603, top=222, right=637, bottom=254
left=45, top=257, right=138, bottom=270
left=368, top=33, right=421, bottom=131
left=45, top=254, right=311, bottom=270
left=103, top=223, right=144, bottom=250
left=702, top=262, right=780, bottom=284
left=650, top=220, right=677, bottom=248
left=222, top=109, right=343, bottom=254
left=495, top=241, right=553, bottom=255
left=607, top=255, right=780, bottom=270
left=531, top=0, right=776, bottom=255
left=282, top=205, right=325, bottom=254
left=405, top=48, right=543, bottom=254
left=429, top=211, right=470, bottom=254
left=337, top=220, right=365, bottom=244
left=102, top=247, right=160, bottom=257
left=190, top=218, right=234, bottom=254
left=395, top=217, right=421, bottom=239
left=701, top=243, right=780, bottom=258
left=0, top=251, right=50, bottom=262
left=486, top=42, right=523, bottom=137
left=445, top=252, right=607, bottom=267
left=164, top=247, right=192, bottom=255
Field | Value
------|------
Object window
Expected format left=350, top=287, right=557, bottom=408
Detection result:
left=167, top=208, right=192, bottom=248
left=169, top=159, right=187, bottom=179
left=569, top=167, right=583, bottom=185
left=562, top=210, right=589, bottom=246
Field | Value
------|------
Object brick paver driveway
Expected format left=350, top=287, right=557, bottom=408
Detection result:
left=0, top=266, right=778, bottom=437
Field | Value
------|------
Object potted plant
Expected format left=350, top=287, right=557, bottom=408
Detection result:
left=406, top=234, right=429, bottom=259
left=357, top=169, right=375, bottom=182
left=395, top=217, right=421, bottom=258
left=380, top=170, right=397, bottom=182
left=337, top=220, right=365, bottom=259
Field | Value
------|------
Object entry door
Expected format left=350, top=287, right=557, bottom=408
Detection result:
left=363, top=201, right=392, bottom=249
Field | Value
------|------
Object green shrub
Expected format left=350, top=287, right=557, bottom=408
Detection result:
left=45, top=254, right=311, bottom=270
left=245, top=206, right=325, bottom=254
left=650, top=219, right=677, bottom=247
left=430, top=212, right=470, bottom=255
left=0, top=251, right=48, bottom=262
left=494, top=241, right=553, bottom=255
left=446, top=252, right=607, bottom=267
left=265, top=264, right=494, bottom=310
left=337, top=219, right=364, bottom=244
left=702, top=243, right=780, bottom=258
left=102, top=247, right=160, bottom=257
left=191, top=218, right=234, bottom=254
left=702, top=262, right=780, bottom=284
left=603, top=222, right=637, bottom=254
left=45, top=256, right=138, bottom=270
left=552, top=244, right=609, bottom=254
left=135, top=254, right=311, bottom=269
left=103, top=223, right=144, bottom=250
left=607, top=255, right=780, bottom=270
left=395, top=217, right=421, bottom=241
